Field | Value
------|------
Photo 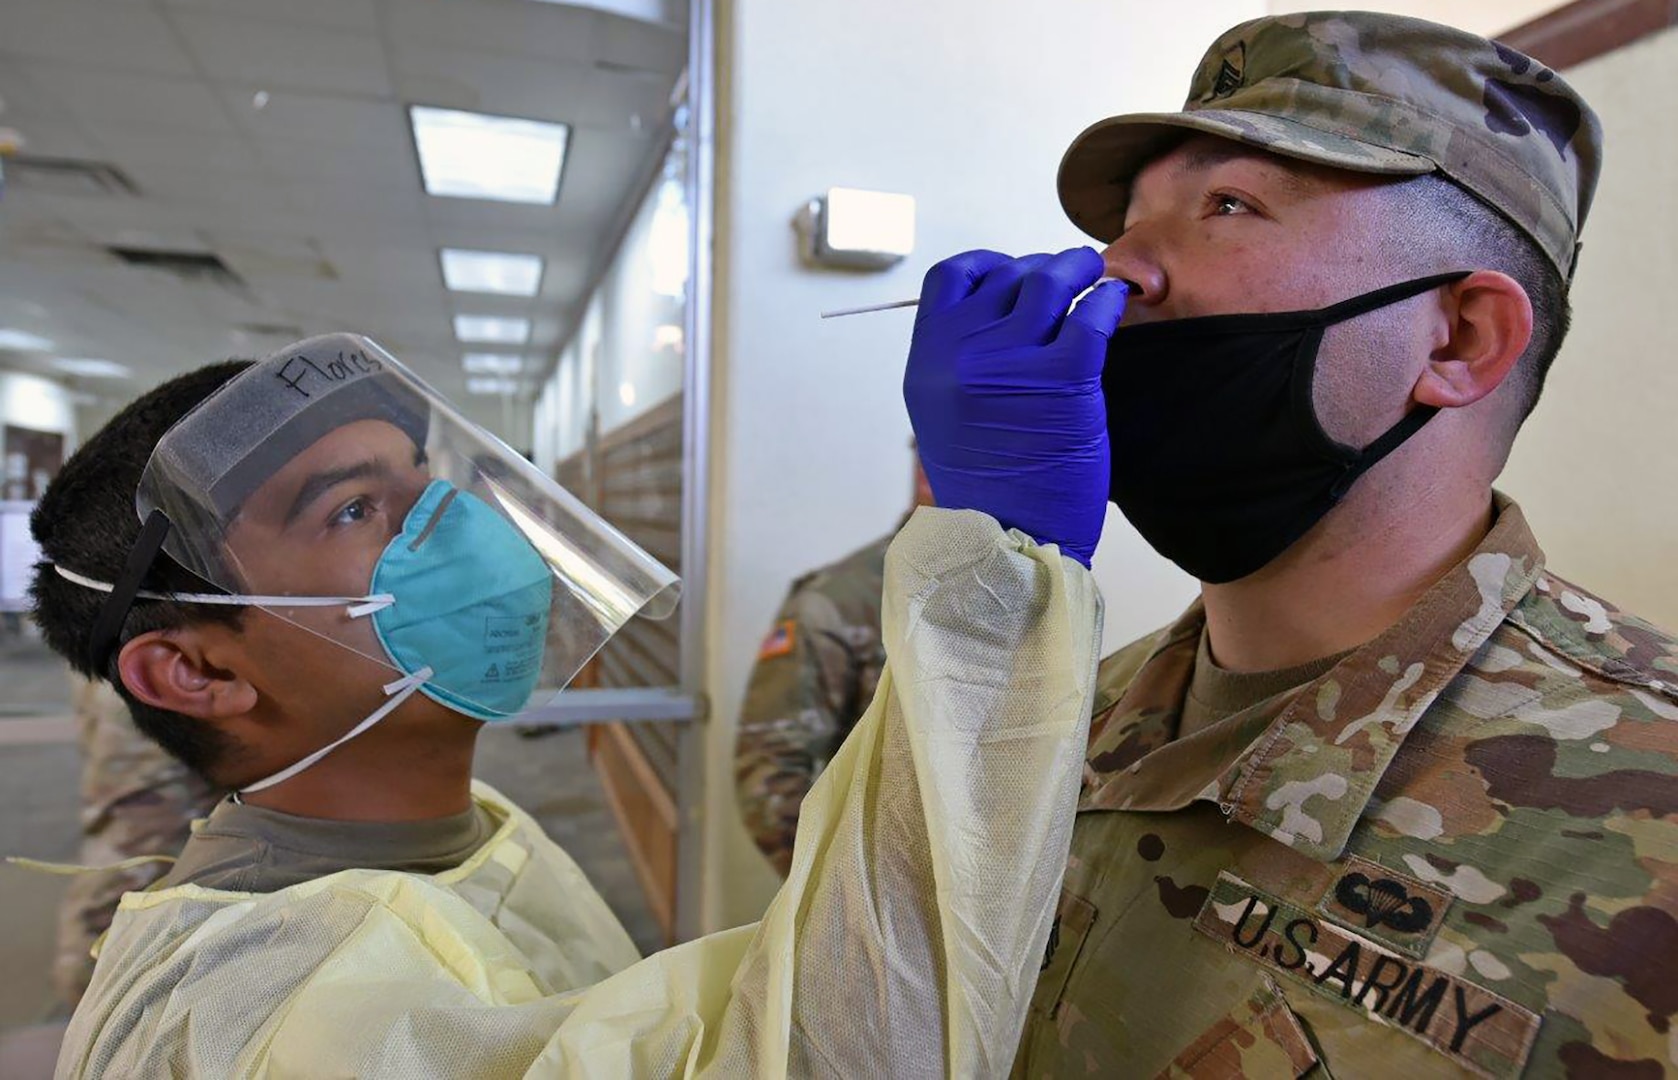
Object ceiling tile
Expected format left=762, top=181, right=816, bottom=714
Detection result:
left=0, top=2, right=199, bottom=76
left=214, top=235, right=340, bottom=289
left=420, top=197, right=567, bottom=237
left=251, top=135, right=415, bottom=188
left=14, top=194, right=229, bottom=248
left=277, top=179, right=429, bottom=226
left=210, top=228, right=333, bottom=264
left=88, top=224, right=215, bottom=255
left=571, top=67, right=676, bottom=131
left=382, top=0, right=603, bottom=65
left=315, top=239, right=443, bottom=294
left=208, top=205, right=421, bottom=248
left=3, top=125, right=106, bottom=161
left=389, top=43, right=593, bottom=125
left=537, top=259, right=591, bottom=298
left=551, top=128, right=658, bottom=219
left=0, top=0, right=690, bottom=445
left=88, top=128, right=263, bottom=174
left=171, top=11, right=392, bottom=98
left=224, top=88, right=409, bottom=150
left=0, top=214, right=98, bottom=260
left=595, top=14, right=687, bottom=74
left=0, top=65, right=71, bottom=124
left=159, top=0, right=380, bottom=34
left=425, top=219, right=585, bottom=259
left=22, top=64, right=237, bottom=136
left=446, top=296, right=536, bottom=327
left=114, top=163, right=297, bottom=216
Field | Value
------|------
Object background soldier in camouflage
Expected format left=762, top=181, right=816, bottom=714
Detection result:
left=1012, top=12, right=1678, bottom=1077
left=53, top=675, right=218, bottom=1008
left=734, top=458, right=932, bottom=876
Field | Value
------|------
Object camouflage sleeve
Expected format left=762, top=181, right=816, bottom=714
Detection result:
left=54, top=676, right=221, bottom=1009
left=733, top=585, right=859, bottom=877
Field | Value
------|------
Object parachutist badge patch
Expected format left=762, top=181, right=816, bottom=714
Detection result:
left=1318, top=854, right=1452, bottom=956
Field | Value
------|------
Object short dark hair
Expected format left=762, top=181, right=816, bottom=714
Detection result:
left=30, top=362, right=253, bottom=779
left=1383, top=173, right=1571, bottom=424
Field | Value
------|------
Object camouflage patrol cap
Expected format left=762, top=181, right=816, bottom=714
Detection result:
left=1058, top=11, right=1603, bottom=280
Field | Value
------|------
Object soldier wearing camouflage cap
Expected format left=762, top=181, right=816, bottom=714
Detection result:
left=1004, top=11, right=1678, bottom=1077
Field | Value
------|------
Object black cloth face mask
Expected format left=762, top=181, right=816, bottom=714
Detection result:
left=1104, top=271, right=1471, bottom=584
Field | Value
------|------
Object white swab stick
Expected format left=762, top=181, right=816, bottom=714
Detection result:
left=819, top=298, right=920, bottom=319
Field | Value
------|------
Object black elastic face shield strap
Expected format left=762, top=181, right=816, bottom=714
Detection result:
left=87, top=509, right=172, bottom=678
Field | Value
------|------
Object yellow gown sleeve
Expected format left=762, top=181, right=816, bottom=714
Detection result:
left=531, top=506, right=1103, bottom=1078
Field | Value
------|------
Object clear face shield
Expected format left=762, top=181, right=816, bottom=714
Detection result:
left=103, top=334, right=678, bottom=790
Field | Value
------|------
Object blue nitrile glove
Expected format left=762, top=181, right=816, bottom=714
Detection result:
left=903, top=248, right=1126, bottom=567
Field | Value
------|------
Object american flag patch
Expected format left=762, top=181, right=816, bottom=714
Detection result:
left=758, top=619, right=796, bottom=660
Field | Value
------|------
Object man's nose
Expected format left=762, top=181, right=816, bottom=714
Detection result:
left=1100, top=233, right=1165, bottom=313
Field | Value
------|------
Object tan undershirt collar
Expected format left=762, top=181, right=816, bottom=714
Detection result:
left=1179, top=629, right=1354, bottom=739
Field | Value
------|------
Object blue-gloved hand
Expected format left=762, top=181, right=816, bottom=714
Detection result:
left=904, top=248, right=1127, bottom=567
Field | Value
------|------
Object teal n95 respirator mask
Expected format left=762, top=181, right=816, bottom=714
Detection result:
left=56, top=333, right=679, bottom=793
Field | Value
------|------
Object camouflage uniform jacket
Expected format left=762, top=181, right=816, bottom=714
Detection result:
left=1014, top=496, right=1678, bottom=1079
left=56, top=677, right=219, bottom=1008
left=734, top=532, right=892, bottom=876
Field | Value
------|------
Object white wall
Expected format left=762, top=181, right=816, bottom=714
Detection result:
left=535, top=149, right=690, bottom=478
left=533, top=343, right=585, bottom=476
left=703, top=0, right=1255, bottom=930
left=1268, top=0, right=1565, bottom=37
left=1499, top=25, right=1678, bottom=629
left=534, top=368, right=558, bottom=476
left=535, top=296, right=600, bottom=475
left=597, top=172, right=689, bottom=432
left=0, top=370, right=76, bottom=442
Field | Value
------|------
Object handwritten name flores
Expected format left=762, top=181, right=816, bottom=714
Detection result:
left=1194, top=871, right=1540, bottom=1077
left=274, top=350, right=385, bottom=398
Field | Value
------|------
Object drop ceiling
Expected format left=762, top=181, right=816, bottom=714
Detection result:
left=0, top=0, right=687, bottom=436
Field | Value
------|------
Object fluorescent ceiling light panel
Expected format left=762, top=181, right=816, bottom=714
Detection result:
left=463, top=353, right=525, bottom=375
left=441, top=249, right=544, bottom=296
left=410, top=106, right=569, bottom=204
left=454, top=315, right=532, bottom=345
left=0, top=329, right=55, bottom=351
left=52, top=358, right=131, bottom=379
left=467, top=376, right=521, bottom=395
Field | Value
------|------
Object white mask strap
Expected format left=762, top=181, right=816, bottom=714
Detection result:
left=239, top=667, right=433, bottom=794
left=52, top=564, right=395, bottom=615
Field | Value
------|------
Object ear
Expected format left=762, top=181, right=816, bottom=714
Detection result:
left=116, top=629, right=258, bottom=720
left=1412, top=270, right=1534, bottom=410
